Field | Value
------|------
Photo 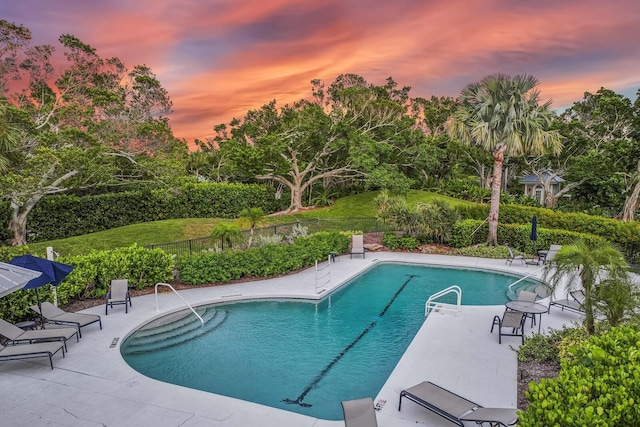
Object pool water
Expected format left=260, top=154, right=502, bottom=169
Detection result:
left=121, top=262, right=536, bottom=420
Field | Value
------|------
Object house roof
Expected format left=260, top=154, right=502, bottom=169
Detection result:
left=518, top=172, right=566, bottom=184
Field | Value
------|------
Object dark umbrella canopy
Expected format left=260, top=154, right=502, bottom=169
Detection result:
left=530, top=215, right=538, bottom=241
left=9, top=255, right=74, bottom=289
left=9, top=255, right=74, bottom=323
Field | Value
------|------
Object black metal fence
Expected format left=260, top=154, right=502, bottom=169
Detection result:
left=145, top=217, right=392, bottom=260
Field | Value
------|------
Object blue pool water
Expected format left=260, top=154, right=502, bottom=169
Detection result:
left=121, top=262, right=537, bottom=420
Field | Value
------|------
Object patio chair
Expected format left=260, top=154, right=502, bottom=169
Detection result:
left=491, top=309, right=526, bottom=344
left=517, top=290, right=539, bottom=327
left=0, top=341, right=65, bottom=369
left=0, top=318, right=78, bottom=352
left=549, top=289, right=585, bottom=314
left=398, top=381, right=519, bottom=427
left=505, top=246, right=526, bottom=266
left=350, top=235, right=365, bottom=259
left=31, top=302, right=102, bottom=338
left=106, top=279, right=132, bottom=314
left=342, top=397, right=378, bottom=427
left=538, top=244, right=562, bottom=265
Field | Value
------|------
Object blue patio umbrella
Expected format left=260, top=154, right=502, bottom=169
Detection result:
left=530, top=215, right=538, bottom=241
left=9, top=255, right=74, bottom=323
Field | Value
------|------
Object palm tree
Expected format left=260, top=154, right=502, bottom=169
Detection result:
left=448, top=74, right=562, bottom=245
left=211, top=223, right=242, bottom=250
left=238, top=207, right=264, bottom=247
left=544, top=240, right=631, bottom=335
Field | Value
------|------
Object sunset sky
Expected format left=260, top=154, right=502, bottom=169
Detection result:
left=2, top=0, right=640, bottom=145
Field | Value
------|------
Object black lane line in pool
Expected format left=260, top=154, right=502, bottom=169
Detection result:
left=283, top=274, right=417, bottom=408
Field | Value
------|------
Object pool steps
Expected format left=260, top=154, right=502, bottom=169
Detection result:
left=121, top=307, right=227, bottom=354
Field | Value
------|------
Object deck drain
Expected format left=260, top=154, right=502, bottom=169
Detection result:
left=110, top=337, right=120, bottom=348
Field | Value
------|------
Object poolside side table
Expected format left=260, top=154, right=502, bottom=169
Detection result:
left=329, top=251, right=339, bottom=262
left=505, top=301, right=548, bottom=333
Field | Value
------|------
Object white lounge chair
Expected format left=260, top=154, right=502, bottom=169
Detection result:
left=350, top=235, right=365, bottom=259
left=399, top=381, right=518, bottom=426
left=106, top=279, right=132, bottom=314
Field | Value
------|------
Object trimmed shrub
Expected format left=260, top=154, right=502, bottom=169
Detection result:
left=13, top=183, right=285, bottom=243
left=454, top=204, right=640, bottom=246
left=178, top=232, right=350, bottom=285
left=0, top=245, right=172, bottom=322
left=450, top=219, right=607, bottom=252
left=382, top=232, right=419, bottom=250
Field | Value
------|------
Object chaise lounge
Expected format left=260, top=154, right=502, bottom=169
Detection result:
left=0, top=341, right=65, bottom=369
left=399, top=381, right=519, bottom=426
left=0, top=318, right=78, bottom=352
left=31, top=302, right=102, bottom=338
left=548, top=290, right=585, bottom=314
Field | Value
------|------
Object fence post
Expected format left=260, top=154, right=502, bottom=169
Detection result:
left=188, top=239, right=193, bottom=256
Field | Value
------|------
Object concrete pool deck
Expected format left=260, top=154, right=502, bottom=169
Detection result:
left=0, top=252, right=584, bottom=426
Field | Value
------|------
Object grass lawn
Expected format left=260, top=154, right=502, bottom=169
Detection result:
left=27, top=190, right=473, bottom=256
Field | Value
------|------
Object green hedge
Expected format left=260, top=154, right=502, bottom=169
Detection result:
left=0, top=245, right=173, bottom=322
left=8, top=183, right=285, bottom=243
left=520, top=325, right=640, bottom=426
left=455, top=204, right=640, bottom=246
left=450, top=219, right=607, bottom=252
left=179, top=232, right=350, bottom=285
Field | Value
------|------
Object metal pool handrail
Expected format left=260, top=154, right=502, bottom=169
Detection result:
left=154, top=282, right=204, bottom=325
left=507, top=266, right=545, bottom=293
left=425, top=285, right=461, bottom=317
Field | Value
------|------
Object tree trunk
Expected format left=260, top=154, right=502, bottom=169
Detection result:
left=9, top=195, right=42, bottom=246
left=487, top=145, right=506, bottom=246
left=621, top=162, right=640, bottom=221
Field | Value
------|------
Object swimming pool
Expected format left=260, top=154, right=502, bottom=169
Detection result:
left=121, top=262, right=537, bottom=420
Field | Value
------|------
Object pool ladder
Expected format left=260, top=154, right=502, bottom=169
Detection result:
left=425, top=285, right=461, bottom=317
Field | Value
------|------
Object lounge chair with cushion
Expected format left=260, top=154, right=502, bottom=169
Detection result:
left=342, top=397, right=378, bottom=427
left=350, top=235, right=365, bottom=259
left=31, top=302, right=102, bottom=338
left=106, top=279, right=132, bottom=314
left=0, top=318, right=78, bottom=352
left=491, top=309, right=527, bottom=344
left=398, top=381, right=518, bottom=426
left=0, top=341, right=65, bottom=369
left=549, top=289, right=585, bottom=314
left=505, top=246, right=526, bottom=266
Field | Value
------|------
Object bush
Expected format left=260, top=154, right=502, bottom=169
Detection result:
left=520, top=325, right=640, bottom=426
left=178, top=232, right=350, bottom=285
left=382, top=232, right=419, bottom=250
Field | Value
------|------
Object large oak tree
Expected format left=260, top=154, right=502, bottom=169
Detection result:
left=0, top=21, right=182, bottom=245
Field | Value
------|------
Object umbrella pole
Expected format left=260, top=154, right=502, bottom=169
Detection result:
left=35, top=288, right=45, bottom=329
